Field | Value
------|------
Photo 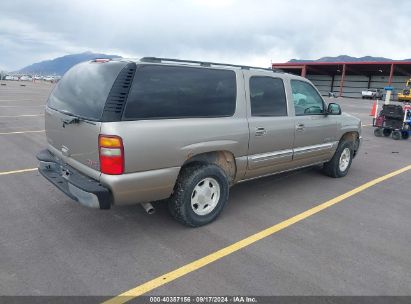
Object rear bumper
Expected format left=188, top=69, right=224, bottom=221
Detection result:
left=36, top=149, right=112, bottom=209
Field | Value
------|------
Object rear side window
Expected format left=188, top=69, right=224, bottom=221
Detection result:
left=123, top=65, right=236, bottom=120
left=48, top=61, right=127, bottom=120
left=250, top=77, right=287, bottom=116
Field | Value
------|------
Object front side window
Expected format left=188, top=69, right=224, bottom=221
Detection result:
left=249, top=77, right=287, bottom=116
left=291, top=80, right=324, bottom=116
left=123, top=65, right=236, bottom=120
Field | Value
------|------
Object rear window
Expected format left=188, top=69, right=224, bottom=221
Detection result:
left=47, top=61, right=127, bottom=120
left=123, top=65, right=236, bottom=120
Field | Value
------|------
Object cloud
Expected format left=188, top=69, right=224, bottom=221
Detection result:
left=1, top=0, right=410, bottom=71
left=0, top=16, right=87, bottom=71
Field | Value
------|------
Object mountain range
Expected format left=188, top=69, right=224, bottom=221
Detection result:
left=17, top=52, right=122, bottom=75
left=16, top=53, right=411, bottom=75
left=289, top=55, right=411, bottom=63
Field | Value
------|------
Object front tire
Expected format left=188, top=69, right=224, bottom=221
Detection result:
left=168, top=164, right=229, bottom=227
left=323, top=140, right=354, bottom=178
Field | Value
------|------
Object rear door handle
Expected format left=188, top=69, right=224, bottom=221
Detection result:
left=296, top=123, right=305, bottom=131
left=255, top=127, right=267, bottom=136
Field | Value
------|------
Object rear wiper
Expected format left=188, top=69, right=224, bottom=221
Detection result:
left=56, top=109, right=97, bottom=126
left=59, top=110, right=84, bottom=126
left=62, top=116, right=80, bottom=125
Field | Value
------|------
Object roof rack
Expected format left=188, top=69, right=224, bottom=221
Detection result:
left=140, top=57, right=283, bottom=73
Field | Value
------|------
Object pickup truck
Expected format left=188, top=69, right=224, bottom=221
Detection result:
left=362, top=88, right=383, bottom=100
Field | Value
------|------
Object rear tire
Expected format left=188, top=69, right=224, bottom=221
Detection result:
left=168, top=164, right=229, bottom=227
left=374, top=128, right=383, bottom=137
left=392, top=131, right=401, bottom=140
left=323, top=140, right=354, bottom=178
left=401, top=131, right=409, bottom=140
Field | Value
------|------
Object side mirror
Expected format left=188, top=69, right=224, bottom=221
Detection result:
left=327, top=103, right=341, bottom=115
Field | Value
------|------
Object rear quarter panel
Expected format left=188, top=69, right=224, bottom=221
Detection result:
left=101, top=117, right=249, bottom=173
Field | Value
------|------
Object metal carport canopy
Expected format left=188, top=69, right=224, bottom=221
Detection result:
left=272, top=61, right=411, bottom=77
left=272, top=61, right=411, bottom=97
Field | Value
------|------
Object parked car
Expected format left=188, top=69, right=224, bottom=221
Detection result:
left=37, top=57, right=362, bottom=227
left=4, top=75, right=19, bottom=81
left=362, top=88, right=383, bottom=100
left=20, top=75, right=33, bottom=81
left=43, top=76, right=54, bottom=82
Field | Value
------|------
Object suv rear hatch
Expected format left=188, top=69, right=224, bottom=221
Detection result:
left=45, top=59, right=134, bottom=178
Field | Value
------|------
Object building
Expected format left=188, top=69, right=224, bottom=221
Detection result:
left=272, top=61, right=411, bottom=99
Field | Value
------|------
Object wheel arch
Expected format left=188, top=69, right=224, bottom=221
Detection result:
left=179, top=150, right=237, bottom=184
left=339, top=131, right=360, bottom=157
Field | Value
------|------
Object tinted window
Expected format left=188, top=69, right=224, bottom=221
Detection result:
left=123, top=65, right=236, bottom=119
left=250, top=77, right=287, bottom=116
left=291, top=80, right=324, bottom=115
left=48, top=61, right=127, bottom=120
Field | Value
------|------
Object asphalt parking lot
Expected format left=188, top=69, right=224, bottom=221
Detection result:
left=1, top=81, right=410, bottom=301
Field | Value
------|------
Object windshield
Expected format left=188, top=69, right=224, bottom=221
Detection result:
left=47, top=61, right=127, bottom=120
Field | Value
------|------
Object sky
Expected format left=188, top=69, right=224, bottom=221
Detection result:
left=0, top=0, right=410, bottom=71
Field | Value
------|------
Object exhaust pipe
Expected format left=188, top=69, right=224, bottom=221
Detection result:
left=141, top=202, right=155, bottom=215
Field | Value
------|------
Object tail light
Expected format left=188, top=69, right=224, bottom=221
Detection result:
left=99, top=135, right=124, bottom=175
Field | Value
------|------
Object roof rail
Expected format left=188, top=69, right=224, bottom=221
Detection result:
left=140, top=57, right=283, bottom=73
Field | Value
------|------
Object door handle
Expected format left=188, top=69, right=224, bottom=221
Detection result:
left=255, top=127, right=267, bottom=136
left=296, top=123, right=305, bottom=131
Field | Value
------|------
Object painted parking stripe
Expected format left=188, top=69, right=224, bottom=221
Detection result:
left=0, top=105, right=44, bottom=108
left=0, top=114, right=44, bottom=118
left=0, top=130, right=45, bottom=135
left=0, top=99, right=36, bottom=102
left=0, top=168, right=37, bottom=176
left=102, top=164, right=411, bottom=304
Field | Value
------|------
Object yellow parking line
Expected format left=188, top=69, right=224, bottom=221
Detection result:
left=102, top=164, right=411, bottom=304
left=0, top=130, right=45, bottom=135
left=0, top=168, right=37, bottom=176
left=0, top=114, right=44, bottom=118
